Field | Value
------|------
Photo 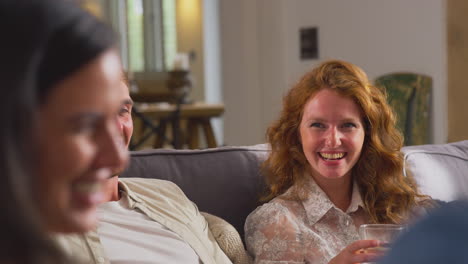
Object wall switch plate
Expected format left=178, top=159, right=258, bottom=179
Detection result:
left=300, top=27, right=318, bottom=60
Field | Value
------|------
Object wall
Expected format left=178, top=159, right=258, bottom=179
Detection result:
left=176, top=0, right=205, bottom=102
left=220, top=0, right=447, bottom=145
left=220, top=0, right=265, bottom=145
left=447, top=0, right=468, bottom=142
left=203, top=0, right=223, bottom=144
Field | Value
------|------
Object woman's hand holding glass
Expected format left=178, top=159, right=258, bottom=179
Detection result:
left=328, top=240, right=383, bottom=264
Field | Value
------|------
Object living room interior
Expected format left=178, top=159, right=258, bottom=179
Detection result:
left=82, top=0, right=467, bottom=149
left=76, top=1, right=468, bottom=262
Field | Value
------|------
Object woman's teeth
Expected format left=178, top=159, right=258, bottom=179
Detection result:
left=319, top=152, right=345, bottom=160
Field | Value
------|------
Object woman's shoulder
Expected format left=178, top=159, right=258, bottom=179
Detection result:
left=244, top=198, right=310, bottom=262
left=246, top=196, right=303, bottom=228
left=248, top=199, right=286, bottom=219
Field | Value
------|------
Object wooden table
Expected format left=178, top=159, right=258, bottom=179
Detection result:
left=130, top=90, right=174, bottom=103
left=133, top=102, right=225, bottom=149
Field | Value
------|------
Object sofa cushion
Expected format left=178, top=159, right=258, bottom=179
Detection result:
left=201, top=212, right=252, bottom=264
left=401, top=140, right=468, bottom=202
left=120, top=145, right=270, bottom=238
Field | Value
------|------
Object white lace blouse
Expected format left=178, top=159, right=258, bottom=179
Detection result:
left=244, top=177, right=370, bottom=264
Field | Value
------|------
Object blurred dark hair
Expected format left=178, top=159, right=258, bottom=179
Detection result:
left=0, top=0, right=116, bottom=262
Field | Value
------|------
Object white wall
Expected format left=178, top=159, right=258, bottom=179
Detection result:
left=220, top=0, right=264, bottom=145
left=220, top=0, right=447, bottom=145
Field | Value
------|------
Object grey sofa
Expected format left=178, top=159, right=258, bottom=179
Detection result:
left=120, top=140, right=468, bottom=239
left=120, top=144, right=269, bottom=239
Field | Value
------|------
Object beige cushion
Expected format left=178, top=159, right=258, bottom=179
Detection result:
left=201, top=212, right=252, bottom=264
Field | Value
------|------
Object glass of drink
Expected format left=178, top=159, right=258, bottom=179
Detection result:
left=358, top=224, right=405, bottom=263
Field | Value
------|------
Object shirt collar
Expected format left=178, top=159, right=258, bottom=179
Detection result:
left=347, top=181, right=364, bottom=213
left=301, top=176, right=364, bottom=225
left=117, top=180, right=141, bottom=208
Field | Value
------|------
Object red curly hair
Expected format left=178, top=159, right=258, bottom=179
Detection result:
left=263, top=60, right=429, bottom=224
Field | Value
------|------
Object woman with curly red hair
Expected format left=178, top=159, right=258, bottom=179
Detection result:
left=245, top=60, right=431, bottom=264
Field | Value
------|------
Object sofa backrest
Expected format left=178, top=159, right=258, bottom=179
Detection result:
left=120, top=144, right=270, bottom=238
left=401, top=140, right=468, bottom=202
left=121, top=140, right=468, bottom=238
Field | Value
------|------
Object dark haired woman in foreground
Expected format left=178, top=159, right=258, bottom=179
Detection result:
left=0, top=0, right=128, bottom=262
left=245, top=60, right=431, bottom=264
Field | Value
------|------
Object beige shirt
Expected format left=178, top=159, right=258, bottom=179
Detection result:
left=56, top=178, right=232, bottom=264
left=97, top=197, right=200, bottom=263
left=245, top=177, right=369, bottom=264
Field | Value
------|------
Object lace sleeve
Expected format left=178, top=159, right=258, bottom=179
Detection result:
left=245, top=202, right=305, bottom=264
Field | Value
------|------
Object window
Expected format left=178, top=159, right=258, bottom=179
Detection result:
left=127, top=0, right=144, bottom=71
left=162, top=0, right=177, bottom=70
left=100, top=0, right=177, bottom=73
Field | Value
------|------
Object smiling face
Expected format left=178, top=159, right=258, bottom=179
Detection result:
left=118, top=83, right=133, bottom=148
left=99, top=79, right=134, bottom=202
left=113, top=80, right=134, bottom=175
left=299, top=89, right=365, bottom=185
left=36, top=50, right=129, bottom=233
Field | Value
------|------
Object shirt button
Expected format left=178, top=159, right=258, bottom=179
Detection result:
left=96, top=257, right=105, bottom=263
left=345, top=219, right=350, bottom=226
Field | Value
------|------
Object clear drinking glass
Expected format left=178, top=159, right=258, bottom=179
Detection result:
left=358, top=224, right=405, bottom=263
